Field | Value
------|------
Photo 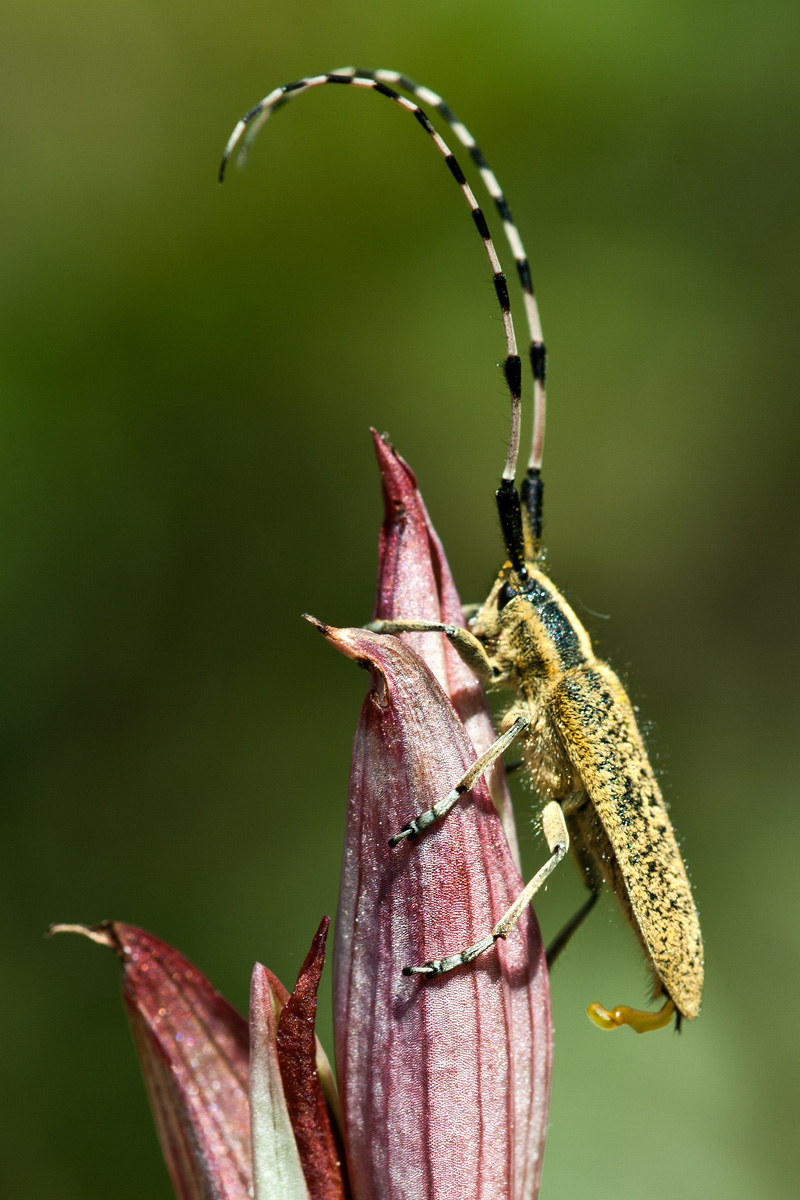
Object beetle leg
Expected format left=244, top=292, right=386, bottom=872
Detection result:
left=489, top=801, right=569, bottom=939
left=365, top=618, right=496, bottom=681
left=389, top=714, right=530, bottom=846
left=587, top=996, right=676, bottom=1034
left=403, top=800, right=568, bottom=976
left=545, top=888, right=601, bottom=968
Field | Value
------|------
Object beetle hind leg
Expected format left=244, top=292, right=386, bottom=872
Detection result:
left=544, top=800, right=604, bottom=968
left=403, top=800, right=568, bottom=977
left=587, top=995, right=677, bottom=1034
left=545, top=887, right=600, bottom=969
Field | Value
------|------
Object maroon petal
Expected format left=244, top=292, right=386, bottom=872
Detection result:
left=275, top=917, right=348, bottom=1200
left=371, top=430, right=520, bottom=866
left=51, top=922, right=253, bottom=1200
left=260, top=943, right=342, bottom=1152
left=319, top=625, right=552, bottom=1200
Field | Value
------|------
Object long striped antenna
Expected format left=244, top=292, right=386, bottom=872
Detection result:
left=346, top=69, right=546, bottom=484
left=226, top=69, right=548, bottom=479
left=354, top=70, right=546, bottom=557
left=221, top=71, right=543, bottom=568
left=221, top=73, right=526, bottom=485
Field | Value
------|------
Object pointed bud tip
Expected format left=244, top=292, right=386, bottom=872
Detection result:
left=370, top=427, right=395, bottom=465
left=305, top=618, right=387, bottom=667
left=303, top=613, right=330, bottom=636
left=370, top=426, right=420, bottom=510
left=307, top=615, right=379, bottom=662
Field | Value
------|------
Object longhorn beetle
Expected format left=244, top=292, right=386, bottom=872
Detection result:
left=221, top=68, right=703, bottom=1033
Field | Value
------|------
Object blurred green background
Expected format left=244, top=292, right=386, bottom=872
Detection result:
left=3, top=1, right=798, bottom=1196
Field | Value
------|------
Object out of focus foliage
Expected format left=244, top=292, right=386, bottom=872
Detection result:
left=3, top=3, right=798, bottom=1198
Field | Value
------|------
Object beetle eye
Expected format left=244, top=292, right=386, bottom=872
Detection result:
left=497, top=581, right=517, bottom=611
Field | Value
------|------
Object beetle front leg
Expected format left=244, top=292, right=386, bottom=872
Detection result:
left=365, top=618, right=496, bottom=682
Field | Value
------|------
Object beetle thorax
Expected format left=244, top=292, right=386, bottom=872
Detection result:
left=472, top=563, right=594, bottom=686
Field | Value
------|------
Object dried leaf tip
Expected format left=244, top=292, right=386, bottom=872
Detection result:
left=47, top=922, right=117, bottom=948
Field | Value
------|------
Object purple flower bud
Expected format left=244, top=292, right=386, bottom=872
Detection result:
left=321, top=623, right=551, bottom=1200
left=306, top=434, right=551, bottom=1199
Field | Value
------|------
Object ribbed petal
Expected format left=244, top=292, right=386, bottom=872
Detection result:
left=274, top=918, right=348, bottom=1200
left=249, top=964, right=311, bottom=1200
left=371, top=430, right=520, bottom=867
left=322, top=624, right=552, bottom=1200
left=51, top=922, right=253, bottom=1200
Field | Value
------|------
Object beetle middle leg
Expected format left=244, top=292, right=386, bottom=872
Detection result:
left=403, top=800, right=568, bottom=977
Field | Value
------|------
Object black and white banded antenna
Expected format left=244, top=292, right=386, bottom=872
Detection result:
left=220, top=70, right=536, bottom=572
left=341, top=68, right=547, bottom=556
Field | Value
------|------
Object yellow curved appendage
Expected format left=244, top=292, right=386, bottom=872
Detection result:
left=587, top=996, right=676, bottom=1034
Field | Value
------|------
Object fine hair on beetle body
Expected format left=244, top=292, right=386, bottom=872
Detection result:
left=222, top=67, right=703, bottom=1034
